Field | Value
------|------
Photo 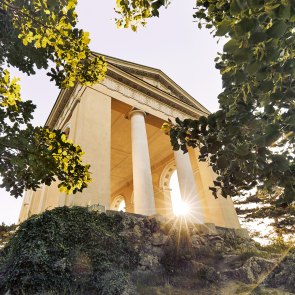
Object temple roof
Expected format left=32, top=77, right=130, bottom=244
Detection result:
left=97, top=53, right=210, bottom=116
left=46, top=53, right=210, bottom=128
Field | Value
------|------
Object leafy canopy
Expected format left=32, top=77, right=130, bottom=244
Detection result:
left=117, top=0, right=295, bottom=206
left=0, top=0, right=108, bottom=197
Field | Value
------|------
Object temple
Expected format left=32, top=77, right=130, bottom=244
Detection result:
left=19, top=54, right=242, bottom=230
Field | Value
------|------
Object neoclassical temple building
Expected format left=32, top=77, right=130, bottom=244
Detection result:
left=19, top=55, right=241, bottom=229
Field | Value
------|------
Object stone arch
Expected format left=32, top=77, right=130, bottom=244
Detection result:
left=159, top=160, right=176, bottom=191
left=158, top=160, right=178, bottom=217
left=110, top=195, right=126, bottom=212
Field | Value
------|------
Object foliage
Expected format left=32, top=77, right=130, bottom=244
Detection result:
left=0, top=223, right=16, bottom=234
left=235, top=189, right=295, bottom=240
left=0, top=0, right=106, bottom=88
left=115, top=0, right=170, bottom=31
left=117, top=0, right=295, bottom=206
left=0, top=207, right=139, bottom=294
left=0, top=0, right=109, bottom=197
left=170, top=0, right=295, bottom=205
left=0, top=90, right=91, bottom=197
left=160, top=227, right=194, bottom=274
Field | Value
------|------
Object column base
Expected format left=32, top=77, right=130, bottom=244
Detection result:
left=234, top=228, right=250, bottom=239
left=87, top=204, right=106, bottom=213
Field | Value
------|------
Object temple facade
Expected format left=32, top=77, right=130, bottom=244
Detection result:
left=19, top=55, right=241, bottom=229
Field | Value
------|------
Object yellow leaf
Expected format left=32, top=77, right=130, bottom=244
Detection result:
left=61, top=134, right=66, bottom=142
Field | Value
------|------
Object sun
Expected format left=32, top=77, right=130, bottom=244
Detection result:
left=170, top=171, right=191, bottom=216
left=174, top=200, right=190, bottom=216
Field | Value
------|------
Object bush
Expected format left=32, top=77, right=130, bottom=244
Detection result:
left=160, top=227, right=194, bottom=274
left=0, top=207, right=139, bottom=295
left=264, top=248, right=295, bottom=293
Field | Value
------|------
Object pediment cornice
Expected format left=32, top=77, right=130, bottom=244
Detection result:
left=105, top=63, right=208, bottom=118
left=97, top=53, right=210, bottom=116
left=46, top=54, right=211, bottom=129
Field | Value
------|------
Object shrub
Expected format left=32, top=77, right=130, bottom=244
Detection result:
left=0, top=207, right=139, bottom=294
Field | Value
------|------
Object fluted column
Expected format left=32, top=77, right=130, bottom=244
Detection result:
left=174, top=149, right=204, bottom=223
left=129, top=109, right=156, bottom=216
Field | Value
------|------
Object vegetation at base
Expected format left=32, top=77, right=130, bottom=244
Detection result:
left=0, top=208, right=294, bottom=294
left=160, top=227, right=195, bottom=274
left=0, top=223, right=16, bottom=234
left=0, top=207, right=139, bottom=295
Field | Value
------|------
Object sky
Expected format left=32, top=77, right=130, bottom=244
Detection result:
left=1, top=1, right=224, bottom=224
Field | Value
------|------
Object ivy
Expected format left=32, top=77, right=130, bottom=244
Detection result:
left=0, top=207, right=139, bottom=294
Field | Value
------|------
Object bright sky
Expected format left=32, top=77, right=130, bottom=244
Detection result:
left=0, top=1, right=224, bottom=224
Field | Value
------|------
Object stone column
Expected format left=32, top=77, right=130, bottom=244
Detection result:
left=129, top=109, right=156, bottom=216
left=18, top=191, right=32, bottom=223
left=71, top=87, right=111, bottom=209
left=174, top=149, right=204, bottom=223
left=193, top=148, right=241, bottom=229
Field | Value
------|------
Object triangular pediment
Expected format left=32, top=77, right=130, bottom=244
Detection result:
left=94, top=53, right=210, bottom=117
left=46, top=54, right=211, bottom=129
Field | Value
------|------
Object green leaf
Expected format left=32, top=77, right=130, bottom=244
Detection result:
left=235, top=18, right=257, bottom=34
left=246, top=62, right=260, bottom=75
left=223, top=39, right=239, bottom=53
left=278, top=4, right=291, bottom=20
left=253, top=135, right=266, bottom=147
left=265, top=124, right=280, bottom=146
left=260, top=80, right=274, bottom=92
left=285, top=114, right=295, bottom=127
left=272, top=155, right=289, bottom=172
left=266, top=20, right=288, bottom=38
left=234, top=48, right=251, bottom=62
left=216, top=19, right=232, bottom=36
left=217, top=155, right=228, bottom=169
left=234, top=143, right=250, bottom=156
left=283, top=59, right=295, bottom=75
left=249, top=32, right=268, bottom=43
left=230, top=0, right=245, bottom=15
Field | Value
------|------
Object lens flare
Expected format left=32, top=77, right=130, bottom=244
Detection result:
left=174, top=201, right=190, bottom=216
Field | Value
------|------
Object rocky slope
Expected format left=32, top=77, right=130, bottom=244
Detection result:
left=0, top=207, right=294, bottom=295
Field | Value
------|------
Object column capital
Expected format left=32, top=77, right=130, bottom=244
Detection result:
left=127, top=108, right=146, bottom=120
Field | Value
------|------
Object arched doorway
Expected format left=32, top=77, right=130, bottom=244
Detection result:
left=160, top=161, right=190, bottom=217
left=110, top=195, right=126, bottom=212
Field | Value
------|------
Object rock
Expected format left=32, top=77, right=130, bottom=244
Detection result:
left=208, top=235, right=225, bottom=251
left=87, top=204, right=105, bottom=213
left=133, top=224, right=143, bottom=238
left=222, top=256, right=275, bottom=284
left=190, top=261, right=220, bottom=283
left=138, top=254, right=160, bottom=271
left=208, top=235, right=224, bottom=241
left=148, top=214, right=167, bottom=225
left=234, top=228, right=250, bottom=239
left=196, top=223, right=218, bottom=235
left=191, top=234, right=205, bottom=248
left=151, top=232, right=168, bottom=246
left=264, top=250, right=295, bottom=293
